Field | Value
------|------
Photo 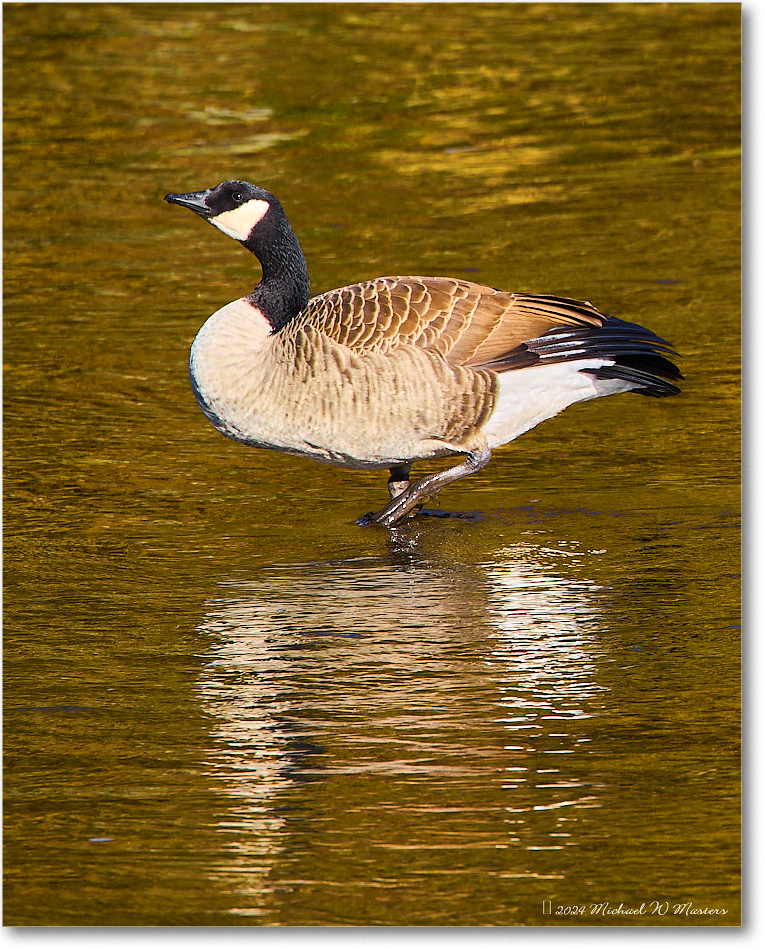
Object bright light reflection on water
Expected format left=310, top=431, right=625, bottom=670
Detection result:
left=196, top=545, right=613, bottom=911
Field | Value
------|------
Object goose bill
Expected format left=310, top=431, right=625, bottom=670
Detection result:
left=164, top=189, right=213, bottom=217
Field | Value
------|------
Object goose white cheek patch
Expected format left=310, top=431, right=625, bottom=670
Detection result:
left=211, top=198, right=270, bottom=241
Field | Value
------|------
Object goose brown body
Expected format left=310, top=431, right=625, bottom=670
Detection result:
left=191, top=277, right=500, bottom=468
left=166, top=180, right=682, bottom=527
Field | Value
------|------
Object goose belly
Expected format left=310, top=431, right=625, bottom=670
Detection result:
left=190, top=318, right=495, bottom=468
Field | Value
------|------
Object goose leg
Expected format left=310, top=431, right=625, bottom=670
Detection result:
left=387, top=463, right=412, bottom=500
left=365, top=444, right=492, bottom=528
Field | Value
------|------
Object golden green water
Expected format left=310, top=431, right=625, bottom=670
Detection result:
left=4, top=2, right=740, bottom=927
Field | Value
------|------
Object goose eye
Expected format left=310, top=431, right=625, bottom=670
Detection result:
left=232, top=192, right=243, bottom=203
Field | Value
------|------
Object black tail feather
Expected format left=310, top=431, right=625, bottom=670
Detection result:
left=480, top=315, right=682, bottom=398
left=589, top=363, right=682, bottom=397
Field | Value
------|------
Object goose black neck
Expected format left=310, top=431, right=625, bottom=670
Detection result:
left=242, top=207, right=310, bottom=332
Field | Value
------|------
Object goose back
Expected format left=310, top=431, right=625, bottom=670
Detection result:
left=297, top=276, right=606, bottom=367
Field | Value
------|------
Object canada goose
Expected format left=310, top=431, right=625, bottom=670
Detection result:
left=165, top=180, right=682, bottom=528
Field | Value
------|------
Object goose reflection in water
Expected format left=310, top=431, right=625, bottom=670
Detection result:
left=195, top=543, right=609, bottom=915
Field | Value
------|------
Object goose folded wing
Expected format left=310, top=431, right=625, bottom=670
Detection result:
left=302, top=276, right=606, bottom=363
left=302, top=277, right=680, bottom=392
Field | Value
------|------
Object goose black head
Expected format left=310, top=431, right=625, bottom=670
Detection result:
left=165, top=180, right=279, bottom=243
left=165, top=180, right=310, bottom=328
